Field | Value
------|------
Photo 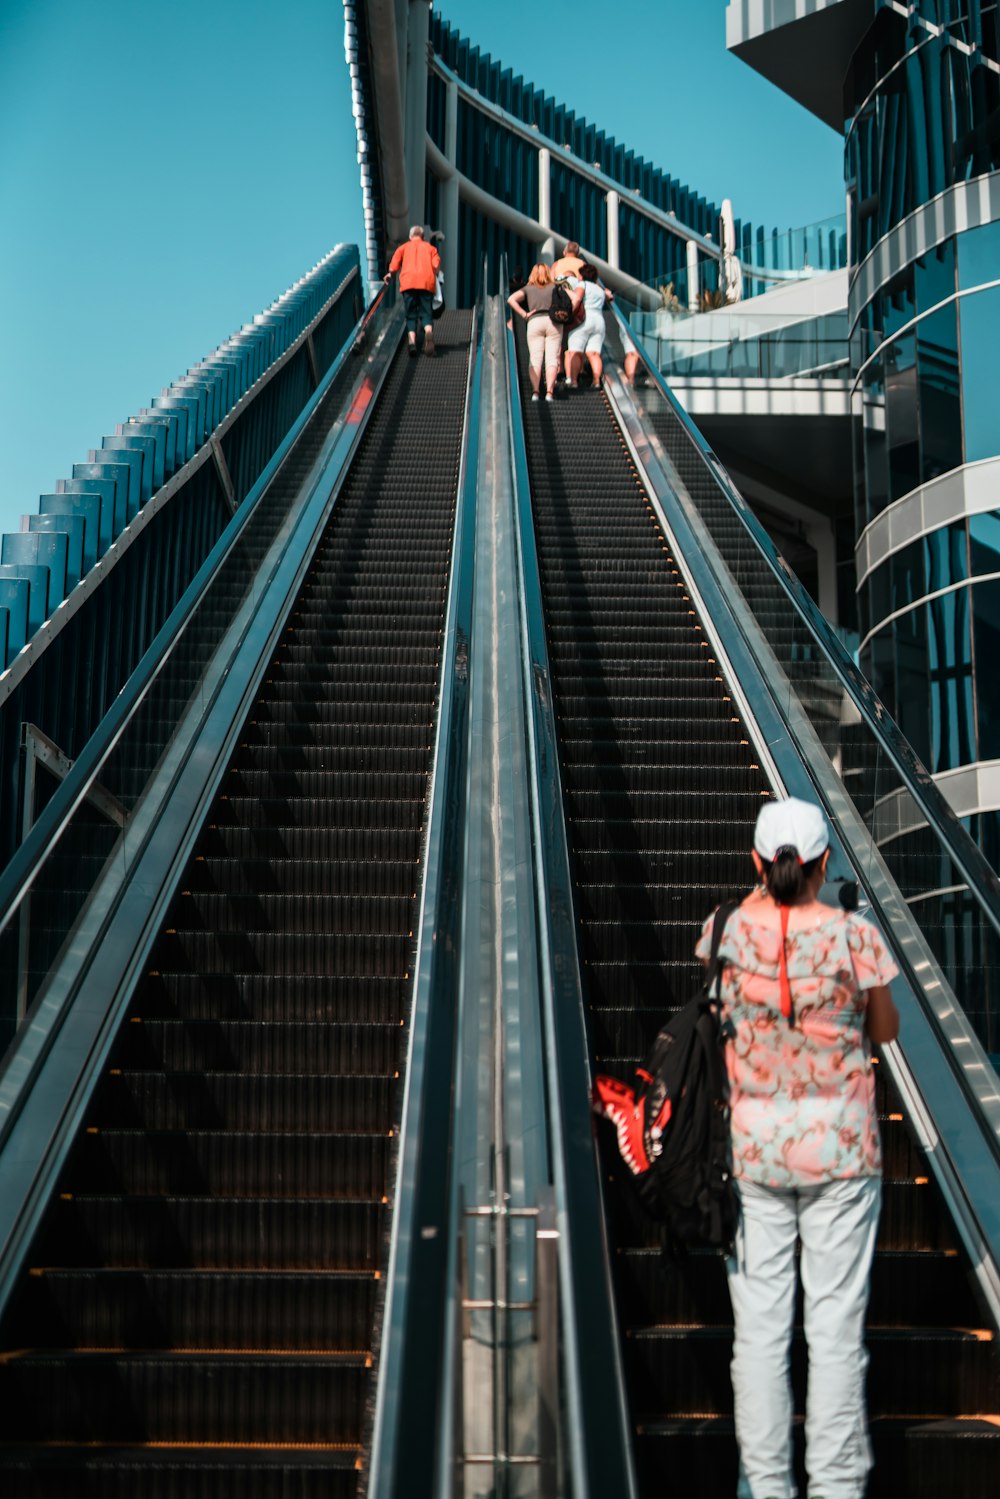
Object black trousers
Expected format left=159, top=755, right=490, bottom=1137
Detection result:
left=403, top=288, right=434, bottom=333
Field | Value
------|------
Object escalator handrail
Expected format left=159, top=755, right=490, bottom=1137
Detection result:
left=366, top=295, right=485, bottom=1499
left=502, top=293, right=641, bottom=1498
left=611, top=302, right=1000, bottom=944
left=0, top=285, right=394, bottom=936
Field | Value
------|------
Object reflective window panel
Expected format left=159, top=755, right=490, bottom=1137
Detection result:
left=960, top=285, right=1000, bottom=463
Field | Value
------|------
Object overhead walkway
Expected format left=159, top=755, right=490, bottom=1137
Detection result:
left=0, top=278, right=995, bottom=1499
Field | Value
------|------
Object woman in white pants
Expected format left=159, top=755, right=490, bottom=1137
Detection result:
left=696, top=798, right=899, bottom=1499
left=507, top=263, right=563, bottom=402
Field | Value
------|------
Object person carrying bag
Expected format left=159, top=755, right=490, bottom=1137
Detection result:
left=697, top=797, right=899, bottom=1499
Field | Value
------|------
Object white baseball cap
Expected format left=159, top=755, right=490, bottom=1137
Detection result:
left=753, top=797, right=829, bottom=864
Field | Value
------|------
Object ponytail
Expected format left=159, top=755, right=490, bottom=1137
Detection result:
left=761, top=846, right=824, bottom=905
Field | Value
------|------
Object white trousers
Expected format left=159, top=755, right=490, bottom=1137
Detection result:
left=726, top=1176, right=881, bottom=1499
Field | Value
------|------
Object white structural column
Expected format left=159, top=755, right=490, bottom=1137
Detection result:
left=441, top=77, right=460, bottom=299
left=425, top=134, right=660, bottom=307
left=405, top=0, right=431, bottom=233
left=686, top=239, right=700, bottom=311
left=538, top=146, right=556, bottom=262
left=606, top=189, right=620, bottom=270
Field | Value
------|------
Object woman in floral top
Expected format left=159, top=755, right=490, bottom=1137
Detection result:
left=696, top=797, right=899, bottom=1499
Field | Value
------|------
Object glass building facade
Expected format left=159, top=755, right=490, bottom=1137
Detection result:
left=847, top=1, right=1000, bottom=867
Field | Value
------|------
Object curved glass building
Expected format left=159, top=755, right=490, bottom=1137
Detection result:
left=731, top=0, right=1000, bottom=869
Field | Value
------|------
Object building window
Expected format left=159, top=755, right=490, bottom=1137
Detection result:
left=896, top=601, right=931, bottom=766
left=891, top=537, right=924, bottom=611
left=927, top=586, right=975, bottom=770
left=885, top=332, right=920, bottom=502
left=925, top=521, right=969, bottom=594
left=915, top=238, right=956, bottom=313
left=862, top=356, right=889, bottom=526
left=969, top=511, right=1000, bottom=575
left=958, top=219, right=1000, bottom=292
left=960, top=285, right=1000, bottom=462
left=916, top=301, right=962, bottom=482
left=972, top=577, right=1000, bottom=759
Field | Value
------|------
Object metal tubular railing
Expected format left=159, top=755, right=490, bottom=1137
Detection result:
left=0, top=288, right=404, bottom=1269
left=500, top=281, right=642, bottom=1497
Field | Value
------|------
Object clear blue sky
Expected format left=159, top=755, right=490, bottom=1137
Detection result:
left=0, top=1, right=843, bottom=539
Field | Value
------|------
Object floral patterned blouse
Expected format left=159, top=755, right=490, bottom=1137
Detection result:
left=695, top=903, right=898, bottom=1188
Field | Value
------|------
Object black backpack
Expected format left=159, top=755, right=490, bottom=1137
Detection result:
left=549, top=281, right=575, bottom=324
left=592, top=902, right=738, bottom=1254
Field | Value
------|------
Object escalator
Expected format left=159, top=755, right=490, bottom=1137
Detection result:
left=512, top=332, right=997, bottom=1498
left=0, top=311, right=473, bottom=1497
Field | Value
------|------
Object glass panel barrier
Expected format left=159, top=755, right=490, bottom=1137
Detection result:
left=619, top=294, right=849, bottom=381
left=0, top=288, right=402, bottom=1103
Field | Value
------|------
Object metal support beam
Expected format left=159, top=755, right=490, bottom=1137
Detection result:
left=368, top=0, right=410, bottom=248
left=17, top=723, right=128, bottom=1024
left=606, top=188, right=620, bottom=270
left=425, top=135, right=659, bottom=309
left=20, top=723, right=127, bottom=838
left=404, top=0, right=430, bottom=234
left=305, top=332, right=320, bottom=390
left=538, top=147, right=555, bottom=263
left=687, top=240, right=700, bottom=311
left=210, top=435, right=237, bottom=517
left=441, top=76, right=460, bottom=301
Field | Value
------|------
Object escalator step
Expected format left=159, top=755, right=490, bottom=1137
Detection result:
left=8, top=1269, right=376, bottom=1350
left=154, top=930, right=410, bottom=977
left=66, top=1129, right=391, bottom=1197
left=614, top=1246, right=981, bottom=1328
left=36, top=1195, right=382, bottom=1269
left=117, top=1021, right=404, bottom=1073
left=0, top=1447, right=359, bottom=1499
left=93, top=1073, right=394, bottom=1131
left=137, top=972, right=409, bottom=1022
left=0, top=1352, right=367, bottom=1443
left=625, top=1325, right=995, bottom=1417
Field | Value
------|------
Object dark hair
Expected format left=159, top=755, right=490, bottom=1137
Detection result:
left=761, top=847, right=824, bottom=905
left=578, top=261, right=598, bottom=282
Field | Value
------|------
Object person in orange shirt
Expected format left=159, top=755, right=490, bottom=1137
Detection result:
left=384, top=225, right=442, bottom=357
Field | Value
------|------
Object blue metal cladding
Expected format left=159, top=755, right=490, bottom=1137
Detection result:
left=431, top=13, right=723, bottom=227
left=428, top=14, right=741, bottom=305
left=0, top=248, right=363, bottom=870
